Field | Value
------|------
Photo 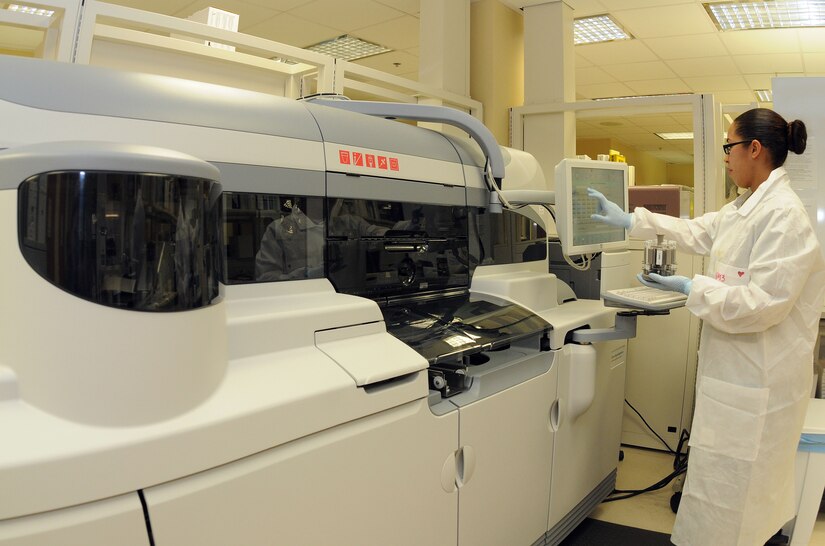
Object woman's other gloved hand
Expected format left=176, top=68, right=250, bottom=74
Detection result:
left=637, top=272, right=692, bottom=295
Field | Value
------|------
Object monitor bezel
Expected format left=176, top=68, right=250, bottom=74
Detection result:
left=554, top=158, right=629, bottom=256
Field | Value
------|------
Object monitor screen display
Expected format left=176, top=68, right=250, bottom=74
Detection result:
left=555, top=159, right=628, bottom=256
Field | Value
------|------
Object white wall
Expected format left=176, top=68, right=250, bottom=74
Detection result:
left=773, top=77, right=825, bottom=260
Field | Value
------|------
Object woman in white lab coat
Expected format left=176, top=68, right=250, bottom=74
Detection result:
left=589, top=108, right=825, bottom=546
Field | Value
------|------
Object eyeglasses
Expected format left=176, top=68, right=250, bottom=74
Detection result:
left=722, top=140, right=750, bottom=155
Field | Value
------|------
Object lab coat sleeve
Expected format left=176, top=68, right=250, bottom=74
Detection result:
left=255, top=223, right=288, bottom=281
left=686, top=207, right=821, bottom=334
left=629, top=207, right=717, bottom=257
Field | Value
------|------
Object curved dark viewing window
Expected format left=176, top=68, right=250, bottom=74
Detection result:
left=18, top=171, right=223, bottom=312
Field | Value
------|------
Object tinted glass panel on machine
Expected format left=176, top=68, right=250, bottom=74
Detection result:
left=18, top=171, right=222, bottom=311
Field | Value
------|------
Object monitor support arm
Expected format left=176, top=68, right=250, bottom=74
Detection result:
left=570, top=309, right=669, bottom=344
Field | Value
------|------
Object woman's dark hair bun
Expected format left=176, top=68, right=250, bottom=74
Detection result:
left=788, top=119, right=807, bottom=155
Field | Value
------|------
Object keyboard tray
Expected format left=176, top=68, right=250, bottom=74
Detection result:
left=602, top=285, right=688, bottom=311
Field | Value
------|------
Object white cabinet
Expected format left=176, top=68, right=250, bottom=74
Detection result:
left=548, top=340, right=626, bottom=531
left=456, top=361, right=557, bottom=546
left=0, top=493, right=148, bottom=546
left=144, top=398, right=458, bottom=546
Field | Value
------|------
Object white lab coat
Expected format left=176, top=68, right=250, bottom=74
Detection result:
left=629, top=167, right=825, bottom=546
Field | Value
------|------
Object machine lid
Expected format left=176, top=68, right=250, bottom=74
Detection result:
left=382, top=292, right=551, bottom=364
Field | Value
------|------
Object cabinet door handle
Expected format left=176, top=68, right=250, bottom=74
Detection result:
left=550, top=399, right=561, bottom=432
left=456, top=445, right=476, bottom=488
left=441, top=450, right=458, bottom=493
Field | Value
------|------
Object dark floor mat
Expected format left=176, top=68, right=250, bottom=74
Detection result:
left=559, top=518, right=672, bottom=546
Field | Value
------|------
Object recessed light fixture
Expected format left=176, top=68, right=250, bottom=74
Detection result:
left=7, top=3, right=55, bottom=17
left=754, top=89, right=773, bottom=101
left=306, top=35, right=391, bottom=61
left=656, top=132, right=694, bottom=140
left=574, top=14, right=632, bottom=45
left=704, top=0, right=825, bottom=30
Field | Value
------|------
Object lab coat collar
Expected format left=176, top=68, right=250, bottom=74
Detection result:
left=734, top=167, right=787, bottom=217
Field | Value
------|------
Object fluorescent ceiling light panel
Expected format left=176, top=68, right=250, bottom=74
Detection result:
left=656, top=132, right=694, bottom=140
left=754, top=89, right=773, bottom=101
left=704, top=0, right=825, bottom=30
left=7, top=3, right=55, bottom=16
left=306, top=35, right=391, bottom=61
left=574, top=14, right=632, bottom=45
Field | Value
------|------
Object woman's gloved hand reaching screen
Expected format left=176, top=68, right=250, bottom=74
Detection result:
left=587, top=188, right=632, bottom=229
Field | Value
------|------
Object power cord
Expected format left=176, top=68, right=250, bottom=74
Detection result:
left=602, top=401, right=690, bottom=503
left=624, top=399, right=676, bottom=453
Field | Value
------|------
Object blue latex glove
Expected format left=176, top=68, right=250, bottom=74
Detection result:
left=637, top=273, right=692, bottom=295
left=587, top=188, right=632, bottom=229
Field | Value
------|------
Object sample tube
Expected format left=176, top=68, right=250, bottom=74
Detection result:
left=643, top=234, right=677, bottom=280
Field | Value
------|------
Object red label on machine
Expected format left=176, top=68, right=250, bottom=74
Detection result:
left=337, top=148, right=399, bottom=172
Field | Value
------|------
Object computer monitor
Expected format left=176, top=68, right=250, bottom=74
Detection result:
left=554, top=158, right=629, bottom=256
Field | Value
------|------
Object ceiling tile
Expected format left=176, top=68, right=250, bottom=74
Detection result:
left=576, top=53, right=594, bottom=68
left=561, top=0, right=609, bottom=17
left=612, top=4, right=716, bottom=39
left=641, top=34, right=726, bottom=60
left=244, top=0, right=315, bottom=10
left=799, top=29, right=825, bottom=53
left=599, top=0, right=686, bottom=9
left=576, top=66, right=617, bottom=85
left=601, top=60, right=676, bottom=81
left=352, top=14, right=419, bottom=51
left=625, top=78, right=692, bottom=96
left=289, top=0, right=404, bottom=33
left=575, top=39, right=658, bottom=65
left=168, top=0, right=281, bottom=27
left=107, top=0, right=193, bottom=15
left=351, top=49, right=418, bottom=75
left=244, top=12, right=342, bottom=47
left=374, top=0, right=419, bottom=16
left=682, top=74, right=749, bottom=92
left=667, top=56, right=738, bottom=77
left=719, top=29, right=799, bottom=56
left=803, top=53, right=825, bottom=72
left=732, top=53, right=804, bottom=74
left=577, top=81, right=637, bottom=99
left=743, top=74, right=774, bottom=89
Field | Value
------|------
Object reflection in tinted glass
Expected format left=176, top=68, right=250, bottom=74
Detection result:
left=18, top=171, right=222, bottom=311
left=326, top=198, right=470, bottom=299
left=223, top=193, right=325, bottom=283
left=471, top=208, right=546, bottom=267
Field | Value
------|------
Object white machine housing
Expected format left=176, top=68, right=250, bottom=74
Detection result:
left=0, top=57, right=626, bottom=546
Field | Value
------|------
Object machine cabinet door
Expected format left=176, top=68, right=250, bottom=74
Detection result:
left=144, top=399, right=458, bottom=546
left=547, top=340, right=627, bottom=531
left=457, top=363, right=557, bottom=546
left=0, top=493, right=148, bottom=546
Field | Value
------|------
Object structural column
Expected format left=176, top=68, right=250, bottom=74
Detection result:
left=469, top=0, right=524, bottom=145
left=522, top=0, right=576, bottom=174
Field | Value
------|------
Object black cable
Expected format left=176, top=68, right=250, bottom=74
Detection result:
left=601, top=402, right=692, bottom=503
left=624, top=398, right=675, bottom=454
left=602, top=462, right=687, bottom=502
left=138, top=490, right=156, bottom=546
